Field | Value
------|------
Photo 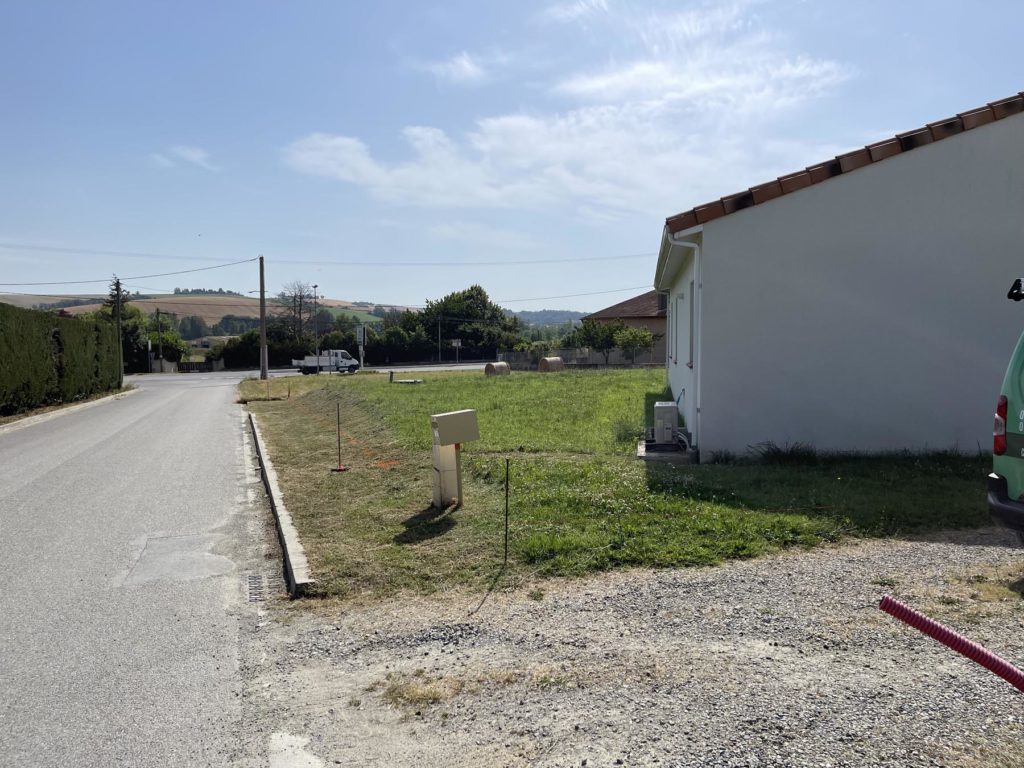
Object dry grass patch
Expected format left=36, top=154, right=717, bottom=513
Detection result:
left=914, top=562, right=1024, bottom=626
left=380, top=662, right=579, bottom=712
left=384, top=675, right=466, bottom=707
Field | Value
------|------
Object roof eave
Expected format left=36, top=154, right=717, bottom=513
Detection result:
left=655, top=224, right=702, bottom=290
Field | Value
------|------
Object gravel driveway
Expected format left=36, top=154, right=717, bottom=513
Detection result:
left=244, top=528, right=1024, bottom=767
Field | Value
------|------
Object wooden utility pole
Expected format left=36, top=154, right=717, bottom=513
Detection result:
left=437, top=316, right=441, bottom=362
left=313, top=284, right=319, bottom=374
left=156, top=307, right=163, bottom=362
left=259, top=255, right=268, bottom=380
left=114, top=276, right=124, bottom=386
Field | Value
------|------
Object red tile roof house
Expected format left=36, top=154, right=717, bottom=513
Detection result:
left=654, top=93, right=1024, bottom=460
left=585, top=290, right=667, bottom=361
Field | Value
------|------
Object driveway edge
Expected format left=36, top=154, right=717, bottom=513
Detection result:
left=248, top=411, right=316, bottom=598
left=0, top=387, right=140, bottom=436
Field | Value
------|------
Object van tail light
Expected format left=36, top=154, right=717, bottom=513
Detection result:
left=994, top=395, right=1008, bottom=456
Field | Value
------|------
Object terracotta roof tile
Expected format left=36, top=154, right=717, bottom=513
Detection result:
left=694, top=200, right=726, bottom=224
left=837, top=147, right=872, bottom=173
left=928, top=116, right=963, bottom=140
left=778, top=171, right=813, bottom=193
left=896, top=127, right=934, bottom=150
left=721, top=190, right=755, bottom=214
left=666, top=210, right=698, bottom=233
left=587, top=290, right=665, bottom=320
left=990, top=94, right=1024, bottom=118
left=960, top=106, right=996, bottom=129
left=867, top=138, right=902, bottom=162
left=664, top=90, right=1024, bottom=232
left=806, top=158, right=842, bottom=183
left=751, top=180, right=784, bottom=204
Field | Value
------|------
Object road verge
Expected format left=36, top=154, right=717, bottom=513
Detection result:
left=248, top=411, right=316, bottom=598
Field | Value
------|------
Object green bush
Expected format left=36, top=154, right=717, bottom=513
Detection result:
left=0, top=304, right=121, bottom=415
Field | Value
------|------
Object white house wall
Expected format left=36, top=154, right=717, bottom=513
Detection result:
left=695, top=112, right=1024, bottom=456
left=666, top=250, right=697, bottom=433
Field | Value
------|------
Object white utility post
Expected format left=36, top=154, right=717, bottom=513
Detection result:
left=430, top=409, right=479, bottom=509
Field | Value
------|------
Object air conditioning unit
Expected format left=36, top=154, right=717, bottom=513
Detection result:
left=653, top=401, right=678, bottom=445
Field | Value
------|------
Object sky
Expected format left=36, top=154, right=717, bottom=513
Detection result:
left=1, top=0, right=1023, bottom=311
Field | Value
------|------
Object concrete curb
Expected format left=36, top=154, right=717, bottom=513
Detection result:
left=0, top=387, right=140, bottom=436
left=248, top=411, right=316, bottom=598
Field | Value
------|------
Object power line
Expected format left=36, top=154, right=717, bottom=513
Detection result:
left=0, top=239, right=655, bottom=269
left=0, top=242, right=227, bottom=262
left=269, top=253, right=656, bottom=267
left=0, top=257, right=258, bottom=287
left=495, top=285, right=651, bottom=303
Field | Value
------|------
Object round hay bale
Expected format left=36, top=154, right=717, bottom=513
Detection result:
left=485, top=361, right=511, bottom=376
left=538, top=356, right=565, bottom=372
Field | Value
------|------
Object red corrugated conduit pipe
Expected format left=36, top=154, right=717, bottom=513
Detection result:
left=879, top=595, right=1024, bottom=693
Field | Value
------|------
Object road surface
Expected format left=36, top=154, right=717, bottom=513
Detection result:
left=0, top=372, right=277, bottom=767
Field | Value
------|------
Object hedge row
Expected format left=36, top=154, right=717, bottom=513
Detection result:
left=0, top=303, right=121, bottom=416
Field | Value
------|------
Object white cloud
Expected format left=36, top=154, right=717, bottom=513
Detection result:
left=540, top=0, right=609, bottom=24
left=556, top=53, right=847, bottom=110
left=149, top=152, right=175, bottom=168
left=425, top=51, right=487, bottom=84
left=169, top=145, right=220, bottom=171
left=556, top=4, right=849, bottom=110
left=285, top=127, right=546, bottom=208
left=285, top=102, right=838, bottom=217
left=285, top=3, right=852, bottom=219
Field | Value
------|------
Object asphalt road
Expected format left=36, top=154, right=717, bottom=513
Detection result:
left=0, top=372, right=274, bottom=767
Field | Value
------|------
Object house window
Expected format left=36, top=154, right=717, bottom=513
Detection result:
left=688, top=280, right=694, bottom=367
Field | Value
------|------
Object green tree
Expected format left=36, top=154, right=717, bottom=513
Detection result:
left=614, top=326, right=655, bottom=363
left=146, top=327, right=188, bottom=363
left=567, top=318, right=624, bottom=364
left=420, top=285, right=521, bottom=360
left=94, top=281, right=150, bottom=373
left=178, top=315, right=211, bottom=340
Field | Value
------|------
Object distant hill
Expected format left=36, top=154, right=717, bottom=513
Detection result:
left=0, top=292, right=413, bottom=327
left=0, top=293, right=105, bottom=310
left=507, top=308, right=587, bottom=326
left=61, top=294, right=267, bottom=326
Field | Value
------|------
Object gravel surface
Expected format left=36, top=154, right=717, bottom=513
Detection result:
left=246, top=528, right=1024, bottom=767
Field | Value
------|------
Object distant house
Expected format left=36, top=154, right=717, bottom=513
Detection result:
left=586, top=290, right=667, bottom=359
left=654, top=91, right=1024, bottom=459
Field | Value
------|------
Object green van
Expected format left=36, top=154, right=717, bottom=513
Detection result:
left=987, top=278, right=1024, bottom=543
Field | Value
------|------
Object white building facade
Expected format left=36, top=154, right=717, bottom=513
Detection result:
left=655, top=95, right=1024, bottom=459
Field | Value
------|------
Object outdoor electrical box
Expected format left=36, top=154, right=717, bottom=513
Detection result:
left=654, top=402, right=678, bottom=444
left=430, top=409, right=480, bottom=508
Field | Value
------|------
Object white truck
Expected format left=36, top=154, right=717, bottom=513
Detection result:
left=291, top=349, right=361, bottom=375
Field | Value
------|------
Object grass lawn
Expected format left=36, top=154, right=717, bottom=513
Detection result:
left=241, top=371, right=992, bottom=600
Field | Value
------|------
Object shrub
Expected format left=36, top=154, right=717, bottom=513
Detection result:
left=0, top=303, right=120, bottom=415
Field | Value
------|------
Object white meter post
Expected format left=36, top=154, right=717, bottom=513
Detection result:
left=430, top=409, right=480, bottom=509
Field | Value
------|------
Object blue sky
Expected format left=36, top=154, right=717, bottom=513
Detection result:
left=1, top=0, right=1022, bottom=310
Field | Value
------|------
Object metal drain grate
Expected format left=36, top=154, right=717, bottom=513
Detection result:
left=246, top=573, right=268, bottom=602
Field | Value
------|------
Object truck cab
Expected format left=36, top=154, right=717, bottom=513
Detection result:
left=987, top=278, right=1024, bottom=543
